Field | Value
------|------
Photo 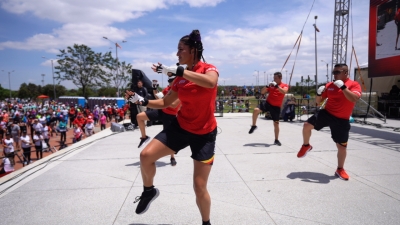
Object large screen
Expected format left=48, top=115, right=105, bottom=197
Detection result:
left=369, top=0, right=400, bottom=78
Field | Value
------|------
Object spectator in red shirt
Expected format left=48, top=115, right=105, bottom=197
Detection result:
left=297, top=64, right=361, bottom=181
left=248, top=72, right=289, bottom=146
left=126, top=30, right=217, bottom=225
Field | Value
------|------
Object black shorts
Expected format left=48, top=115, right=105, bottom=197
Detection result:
left=307, top=109, right=350, bottom=144
left=259, top=101, right=281, bottom=121
left=397, top=22, right=400, bottom=35
left=145, top=109, right=177, bottom=129
left=154, top=118, right=216, bottom=164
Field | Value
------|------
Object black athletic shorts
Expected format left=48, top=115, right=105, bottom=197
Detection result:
left=397, top=22, right=400, bottom=35
left=154, top=118, right=216, bottom=165
left=145, top=109, right=177, bottom=129
left=259, top=101, right=281, bottom=121
left=307, top=109, right=350, bottom=144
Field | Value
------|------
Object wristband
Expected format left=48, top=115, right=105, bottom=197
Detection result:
left=316, top=94, right=321, bottom=96
left=176, top=66, right=184, bottom=77
left=141, top=99, right=149, bottom=106
left=340, top=85, right=347, bottom=90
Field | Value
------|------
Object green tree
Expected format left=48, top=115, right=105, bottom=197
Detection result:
left=55, top=44, right=113, bottom=98
left=97, top=87, right=117, bottom=97
left=41, top=84, right=67, bottom=99
left=107, top=60, right=132, bottom=97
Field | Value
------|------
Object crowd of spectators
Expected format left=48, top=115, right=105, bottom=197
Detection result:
left=0, top=99, right=130, bottom=176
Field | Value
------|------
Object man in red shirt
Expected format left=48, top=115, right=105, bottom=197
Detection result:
left=297, top=64, right=361, bottom=180
left=135, top=77, right=181, bottom=166
left=249, top=72, right=289, bottom=146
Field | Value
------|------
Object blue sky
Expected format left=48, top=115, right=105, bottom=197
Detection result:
left=0, top=0, right=370, bottom=91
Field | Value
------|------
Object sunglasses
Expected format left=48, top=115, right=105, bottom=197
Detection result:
left=332, top=70, right=347, bottom=75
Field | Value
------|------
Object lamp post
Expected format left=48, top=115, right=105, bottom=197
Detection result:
left=2, top=70, right=14, bottom=99
left=313, top=15, right=319, bottom=94
left=42, top=56, right=56, bottom=100
left=103, top=37, right=127, bottom=97
left=254, top=70, right=259, bottom=91
left=41, top=74, right=45, bottom=86
left=285, top=70, right=288, bottom=84
left=321, top=60, right=329, bottom=83
left=263, top=71, right=266, bottom=86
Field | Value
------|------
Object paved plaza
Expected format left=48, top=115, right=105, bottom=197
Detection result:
left=1, top=114, right=400, bottom=225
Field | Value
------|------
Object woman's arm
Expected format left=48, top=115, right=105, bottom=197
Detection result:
left=125, top=90, right=179, bottom=109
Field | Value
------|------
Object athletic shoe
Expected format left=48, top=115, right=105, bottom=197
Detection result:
left=138, top=136, right=150, bottom=148
left=297, top=144, right=313, bottom=158
left=170, top=158, right=177, bottom=166
left=134, top=188, right=160, bottom=214
left=335, top=168, right=349, bottom=180
left=248, top=125, right=257, bottom=134
left=274, top=140, right=282, bottom=146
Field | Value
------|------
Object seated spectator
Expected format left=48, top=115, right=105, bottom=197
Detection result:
left=73, top=124, right=83, bottom=143
left=282, top=97, right=296, bottom=122
left=0, top=157, right=14, bottom=177
left=85, top=117, right=95, bottom=137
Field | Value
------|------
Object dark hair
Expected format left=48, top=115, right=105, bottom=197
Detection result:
left=273, top=72, right=283, bottom=79
left=334, top=63, right=348, bottom=68
left=180, top=30, right=206, bottom=63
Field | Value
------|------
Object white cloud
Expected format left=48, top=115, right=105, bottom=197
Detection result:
left=0, top=23, right=133, bottom=51
left=1, top=0, right=223, bottom=24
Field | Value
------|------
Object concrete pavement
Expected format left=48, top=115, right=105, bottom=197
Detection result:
left=1, top=114, right=400, bottom=225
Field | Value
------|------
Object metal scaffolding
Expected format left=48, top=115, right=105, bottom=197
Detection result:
left=331, top=0, right=350, bottom=78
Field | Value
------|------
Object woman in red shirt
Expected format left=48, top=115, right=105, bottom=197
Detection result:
left=127, top=30, right=217, bottom=225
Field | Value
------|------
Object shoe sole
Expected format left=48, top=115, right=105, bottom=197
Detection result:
left=335, top=172, right=349, bottom=180
left=298, top=146, right=313, bottom=158
left=138, top=137, right=150, bottom=148
left=137, top=188, right=160, bottom=215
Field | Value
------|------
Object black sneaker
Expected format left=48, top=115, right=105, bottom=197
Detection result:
left=138, top=136, right=150, bottom=148
left=248, top=125, right=257, bottom=134
left=274, top=140, right=282, bottom=146
left=171, top=158, right=177, bottom=166
left=134, top=188, right=160, bottom=214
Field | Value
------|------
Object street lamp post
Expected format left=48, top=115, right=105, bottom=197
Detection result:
left=313, top=15, right=319, bottom=94
left=103, top=37, right=127, bottom=97
left=285, top=70, right=288, bottom=84
left=41, top=74, right=45, bottom=86
left=42, top=56, right=56, bottom=100
left=321, top=60, right=329, bottom=83
left=2, top=70, right=14, bottom=99
left=254, top=70, right=260, bottom=91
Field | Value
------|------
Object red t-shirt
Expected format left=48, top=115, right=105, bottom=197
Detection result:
left=162, top=86, right=181, bottom=116
left=322, top=79, right=361, bottom=120
left=266, top=82, right=289, bottom=107
left=171, top=61, right=219, bottom=135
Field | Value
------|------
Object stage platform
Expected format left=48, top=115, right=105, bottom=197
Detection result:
left=1, top=115, right=399, bottom=225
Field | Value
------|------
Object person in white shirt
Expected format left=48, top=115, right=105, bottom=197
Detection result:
left=20, top=130, right=32, bottom=165
left=73, top=124, right=83, bottom=143
left=33, top=131, right=44, bottom=160
left=0, top=157, right=14, bottom=176
left=3, top=132, right=15, bottom=165
left=32, top=119, right=43, bottom=134
left=85, top=117, right=95, bottom=137
left=42, top=122, right=51, bottom=152
left=38, top=113, right=47, bottom=126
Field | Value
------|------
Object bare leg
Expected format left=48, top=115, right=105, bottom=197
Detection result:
left=273, top=121, right=279, bottom=140
left=252, top=108, right=260, bottom=126
left=136, top=112, right=149, bottom=139
left=302, top=122, right=314, bottom=145
left=140, top=139, right=175, bottom=187
left=193, top=160, right=212, bottom=222
left=336, top=143, right=347, bottom=168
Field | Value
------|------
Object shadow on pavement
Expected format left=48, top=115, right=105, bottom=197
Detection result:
left=243, top=143, right=271, bottom=147
left=287, top=171, right=337, bottom=184
left=125, top=161, right=170, bottom=168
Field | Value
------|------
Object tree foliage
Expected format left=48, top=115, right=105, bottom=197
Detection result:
left=55, top=44, right=113, bottom=98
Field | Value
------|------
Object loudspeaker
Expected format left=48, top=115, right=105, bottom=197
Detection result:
left=111, top=122, right=125, bottom=132
left=123, top=123, right=136, bottom=131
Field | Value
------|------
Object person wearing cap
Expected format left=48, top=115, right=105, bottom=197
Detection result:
left=135, top=77, right=181, bottom=166
left=20, top=130, right=32, bottom=165
left=3, top=132, right=15, bottom=165
left=73, top=123, right=83, bottom=143
left=85, top=116, right=95, bottom=137
left=33, top=130, right=44, bottom=160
